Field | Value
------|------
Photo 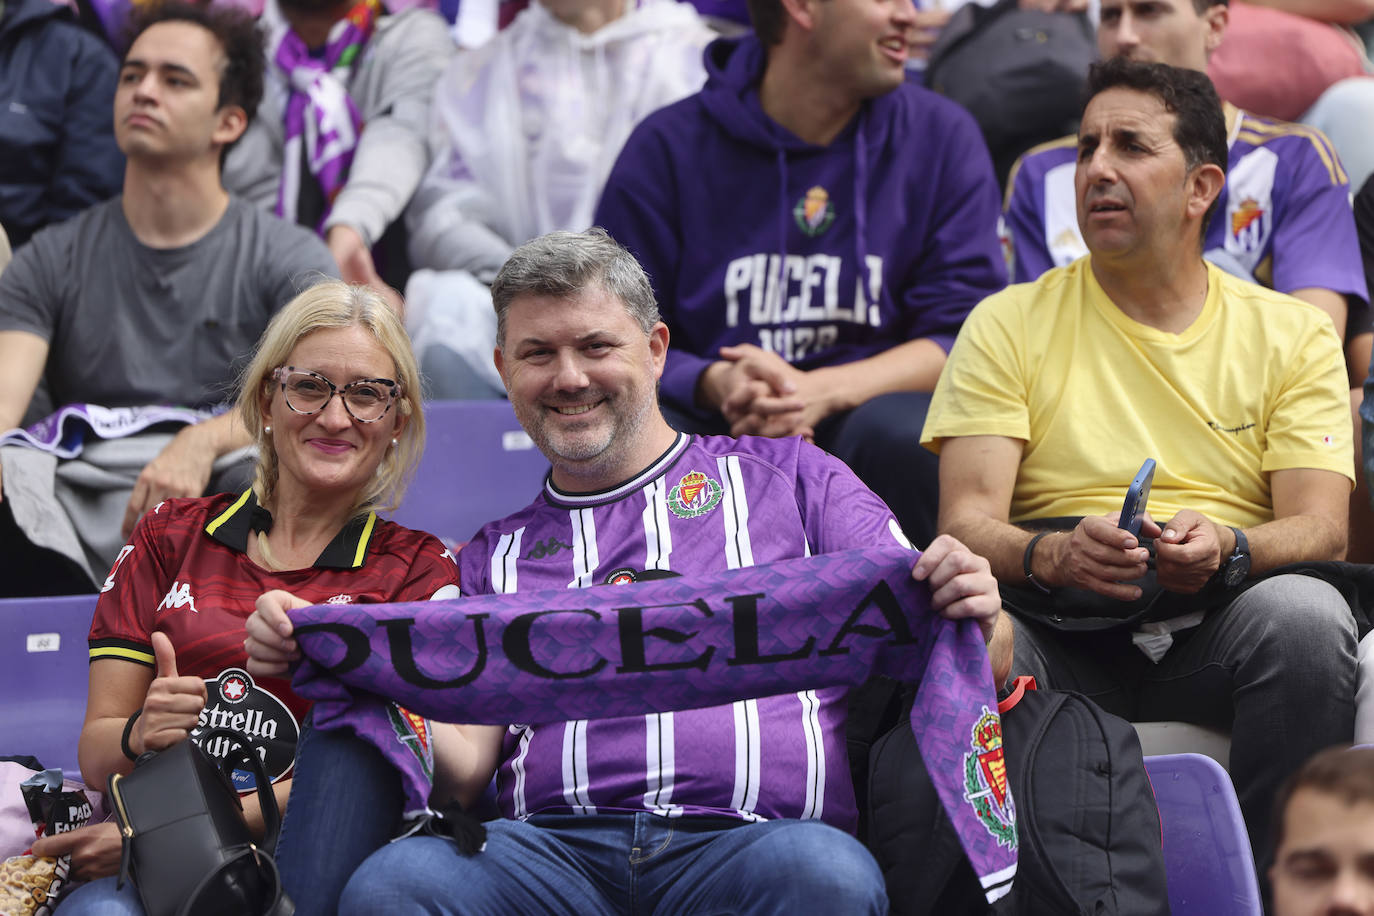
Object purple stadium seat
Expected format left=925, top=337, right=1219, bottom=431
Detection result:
left=390, top=400, right=550, bottom=548
left=1144, top=752, right=1262, bottom=916
left=0, top=594, right=98, bottom=781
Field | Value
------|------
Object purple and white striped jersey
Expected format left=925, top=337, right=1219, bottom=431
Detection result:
left=458, top=432, right=915, bottom=832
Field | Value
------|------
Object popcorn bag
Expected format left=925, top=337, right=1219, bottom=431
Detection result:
left=0, top=770, right=94, bottom=915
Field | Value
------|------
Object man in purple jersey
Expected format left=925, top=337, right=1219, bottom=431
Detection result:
left=248, top=227, right=1013, bottom=915
left=592, top=0, right=1006, bottom=549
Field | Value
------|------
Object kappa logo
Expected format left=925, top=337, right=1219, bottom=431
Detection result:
left=156, top=581, right=199, bottom=614
left=667, top=470, right=724, bottom=519
left=525, top=537, right=573, bottom=560
left=963, top=706, right=1016, bottom=849
left=325, top=594, right=355, bottom=605
left=793, top=186, right=835, bottom=237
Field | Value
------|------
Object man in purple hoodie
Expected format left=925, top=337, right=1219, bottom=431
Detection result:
left=593, top=0, right=1006, bottom=546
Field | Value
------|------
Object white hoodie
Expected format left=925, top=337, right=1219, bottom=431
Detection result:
left=405, top=0, right=714, bottom=277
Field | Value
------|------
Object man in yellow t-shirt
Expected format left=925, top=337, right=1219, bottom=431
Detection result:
left=923, top=58, right=1356, bottom=872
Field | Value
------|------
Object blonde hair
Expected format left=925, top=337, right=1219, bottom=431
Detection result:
left=236, top=281, right=424, bottom=521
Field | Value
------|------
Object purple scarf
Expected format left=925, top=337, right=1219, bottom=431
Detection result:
left=289, top=545, right=1018, bottom=903
left=272, top=0, right=380, bottom=231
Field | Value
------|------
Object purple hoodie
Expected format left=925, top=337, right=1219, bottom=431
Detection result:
left=594, top=35, right=1006, bottom=415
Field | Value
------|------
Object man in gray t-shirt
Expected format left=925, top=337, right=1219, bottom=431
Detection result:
left=0, top=2, right=336, bottom=595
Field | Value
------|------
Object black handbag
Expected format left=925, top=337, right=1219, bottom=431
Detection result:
left=107, top=728, right=294, bottom=916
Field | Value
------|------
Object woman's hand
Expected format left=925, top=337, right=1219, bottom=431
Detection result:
left=31, top=822, right=123, bottom=881
left=244, top=590, right=310, bottom=679
left=131, top=632, right=208, bottom=755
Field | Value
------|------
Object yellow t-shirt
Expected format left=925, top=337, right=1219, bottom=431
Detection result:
left=921, top=258, right=1354, bottom=528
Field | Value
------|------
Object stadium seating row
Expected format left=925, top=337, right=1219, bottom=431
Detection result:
left=0, top=590, right=1262, bottom=915
left=0, top=402, right=1259, bottom=912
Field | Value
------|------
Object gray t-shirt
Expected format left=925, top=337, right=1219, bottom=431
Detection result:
left=0, top=196, right=337, bottom=412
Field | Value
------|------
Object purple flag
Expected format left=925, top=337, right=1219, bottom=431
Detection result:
left=289, top=544, right=1017, bottom=902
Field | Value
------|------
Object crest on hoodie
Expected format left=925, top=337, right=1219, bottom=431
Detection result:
left=794, top=186, right=835, bottom=237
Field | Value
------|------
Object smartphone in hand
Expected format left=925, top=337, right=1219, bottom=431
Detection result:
left=1118, top=459, right=1156, bottom=537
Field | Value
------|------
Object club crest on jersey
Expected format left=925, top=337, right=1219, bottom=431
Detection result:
left=963, top=706, right=1016, bottom=849
left=667, top=470, right=723, bottom=519
left=1051, top=226, right=1085, bottom=260
left=794, top=186, right=835, bottom=237
left=387, top=704, right=434, bottom=782
left=1230, top=197, right=1266, bottom=253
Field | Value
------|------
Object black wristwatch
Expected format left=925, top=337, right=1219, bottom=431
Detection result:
left=1215, top=526, right=1251, bottom=589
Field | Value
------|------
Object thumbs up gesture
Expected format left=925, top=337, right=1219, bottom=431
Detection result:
left=131, top=631, right=209, bottom=755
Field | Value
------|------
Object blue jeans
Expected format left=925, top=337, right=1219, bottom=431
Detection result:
left=1010, top=573, right=1357, bottom=870
left=274, top=717, right=404, bottom=916
left=339, top=812, right=887, bottom=915
left=54, top=877, right=143, bottom=915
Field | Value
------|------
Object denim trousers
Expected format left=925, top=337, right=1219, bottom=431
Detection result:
left=274, top=718, right=886, bottom=916
left=339, top=812, right=887, bottom=916
left=54, top=876, right=143, bottom=915
left=1010, top=573, right=1357, bottom=872
left=274, top=716, right=405, bottom=916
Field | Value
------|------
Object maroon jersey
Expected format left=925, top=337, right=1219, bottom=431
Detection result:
left=89, top=489, right=459, bottom=786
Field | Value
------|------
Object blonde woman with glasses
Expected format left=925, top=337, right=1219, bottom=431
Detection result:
left=46, top=281, right=459, bottom=914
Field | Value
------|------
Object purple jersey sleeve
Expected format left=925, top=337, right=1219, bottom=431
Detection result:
left=596, top=120, right=714, bottom=414
left=892, top=105, right=1007, bottom=354
left=1003, top=149, right=1058, bottom=284
left=793, top=440, right=916, bottom=555
left=1269, top=131, right=1368, bottom=303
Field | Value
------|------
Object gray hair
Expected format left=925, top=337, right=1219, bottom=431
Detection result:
left=491, top=228, right=660, bottom=347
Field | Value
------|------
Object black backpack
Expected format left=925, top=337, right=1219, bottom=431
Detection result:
left=865, top=678, right=1169, bottom=915
left=924, top=0, right=1096, bottom=186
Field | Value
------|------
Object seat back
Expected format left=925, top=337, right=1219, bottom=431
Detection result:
left=1133, top=721, right=1231, bottom=770
left=0, top=594, right=98, bottom=780
left=1143, top=752, right=1261, bottom=915
left=391, top=401, right=550, bottom=546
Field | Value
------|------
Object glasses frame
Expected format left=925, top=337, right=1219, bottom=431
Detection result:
left=271, top=366, right=402, bottom=424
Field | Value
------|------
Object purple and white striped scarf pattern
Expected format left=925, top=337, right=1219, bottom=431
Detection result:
left=289, top=545, right=1018, bottom=903
left=271, top=0, right=380, bottom=231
